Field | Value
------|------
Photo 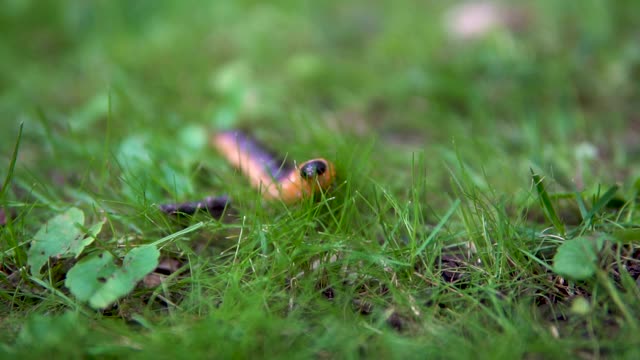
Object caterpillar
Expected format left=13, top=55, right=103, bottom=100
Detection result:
left=212, top=130, right=335, bottom=203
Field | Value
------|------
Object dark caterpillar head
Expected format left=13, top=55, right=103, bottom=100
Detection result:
left=300, top=160, right=328, bottom=179
left=296, top=158, right=335, bottom=195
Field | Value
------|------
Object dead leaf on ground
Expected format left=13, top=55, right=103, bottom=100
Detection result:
left=142, top=257, right=183, bottom=288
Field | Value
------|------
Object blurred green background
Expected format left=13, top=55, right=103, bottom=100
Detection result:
left=2, top=0, right=639, bottom=192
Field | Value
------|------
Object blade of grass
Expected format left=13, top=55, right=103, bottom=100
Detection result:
left=0, top=122, right=23, bottom=201
left=415, top=199, right=460, bottom=256
left=596, top=270, right=638, bottom=330
left=518, top=248, right=554, bottom=271
left=1, top=123, right=25, bottom=266
left=29, top=276, right=89, bottom=315
left=531, top=169, right=565, bottom=236
left=149, top=221, right=205, bottom=248
left=583, top=185, right=619, bottom=226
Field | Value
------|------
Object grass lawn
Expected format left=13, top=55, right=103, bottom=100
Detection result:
left=2, top=0, right=640, bottom=358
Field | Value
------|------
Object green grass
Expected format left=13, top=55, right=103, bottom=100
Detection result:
left=2, top=0, right=640, bottom=358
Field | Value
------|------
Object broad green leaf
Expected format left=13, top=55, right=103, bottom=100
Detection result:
left=85, top=219, right=106, bottom=242
left=178, top=124, right=207, bottom=152
left=28, top=208, right=85, bottom=275
left=213, top=61, right=249, bottom=95
left=117, top=135, right=152, bottom=169
left=68, top=92, right=109, bottom=132
left=69, top=218, right=105, bottom=259
left=117, top=135, right=165, bottom=202
left=65, top=245, right=160, bottom=309
left=570, top=297, right=591, bottom=316
left=552, top=236, right=604, bottom=280
left=160, top=163, right=194, bottom=198
left=64, top=251, right=118, bottom=303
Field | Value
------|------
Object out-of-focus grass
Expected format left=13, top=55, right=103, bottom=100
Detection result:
left=2, top=0, right=640, bottom=358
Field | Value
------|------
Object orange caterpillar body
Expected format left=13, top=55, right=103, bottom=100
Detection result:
left=212, top=131, right=335, bottom=203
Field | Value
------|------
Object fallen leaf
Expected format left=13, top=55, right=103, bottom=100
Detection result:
left=28, top=208, right=103, bottom=276
left=65, top=245, right=160, bottom=309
